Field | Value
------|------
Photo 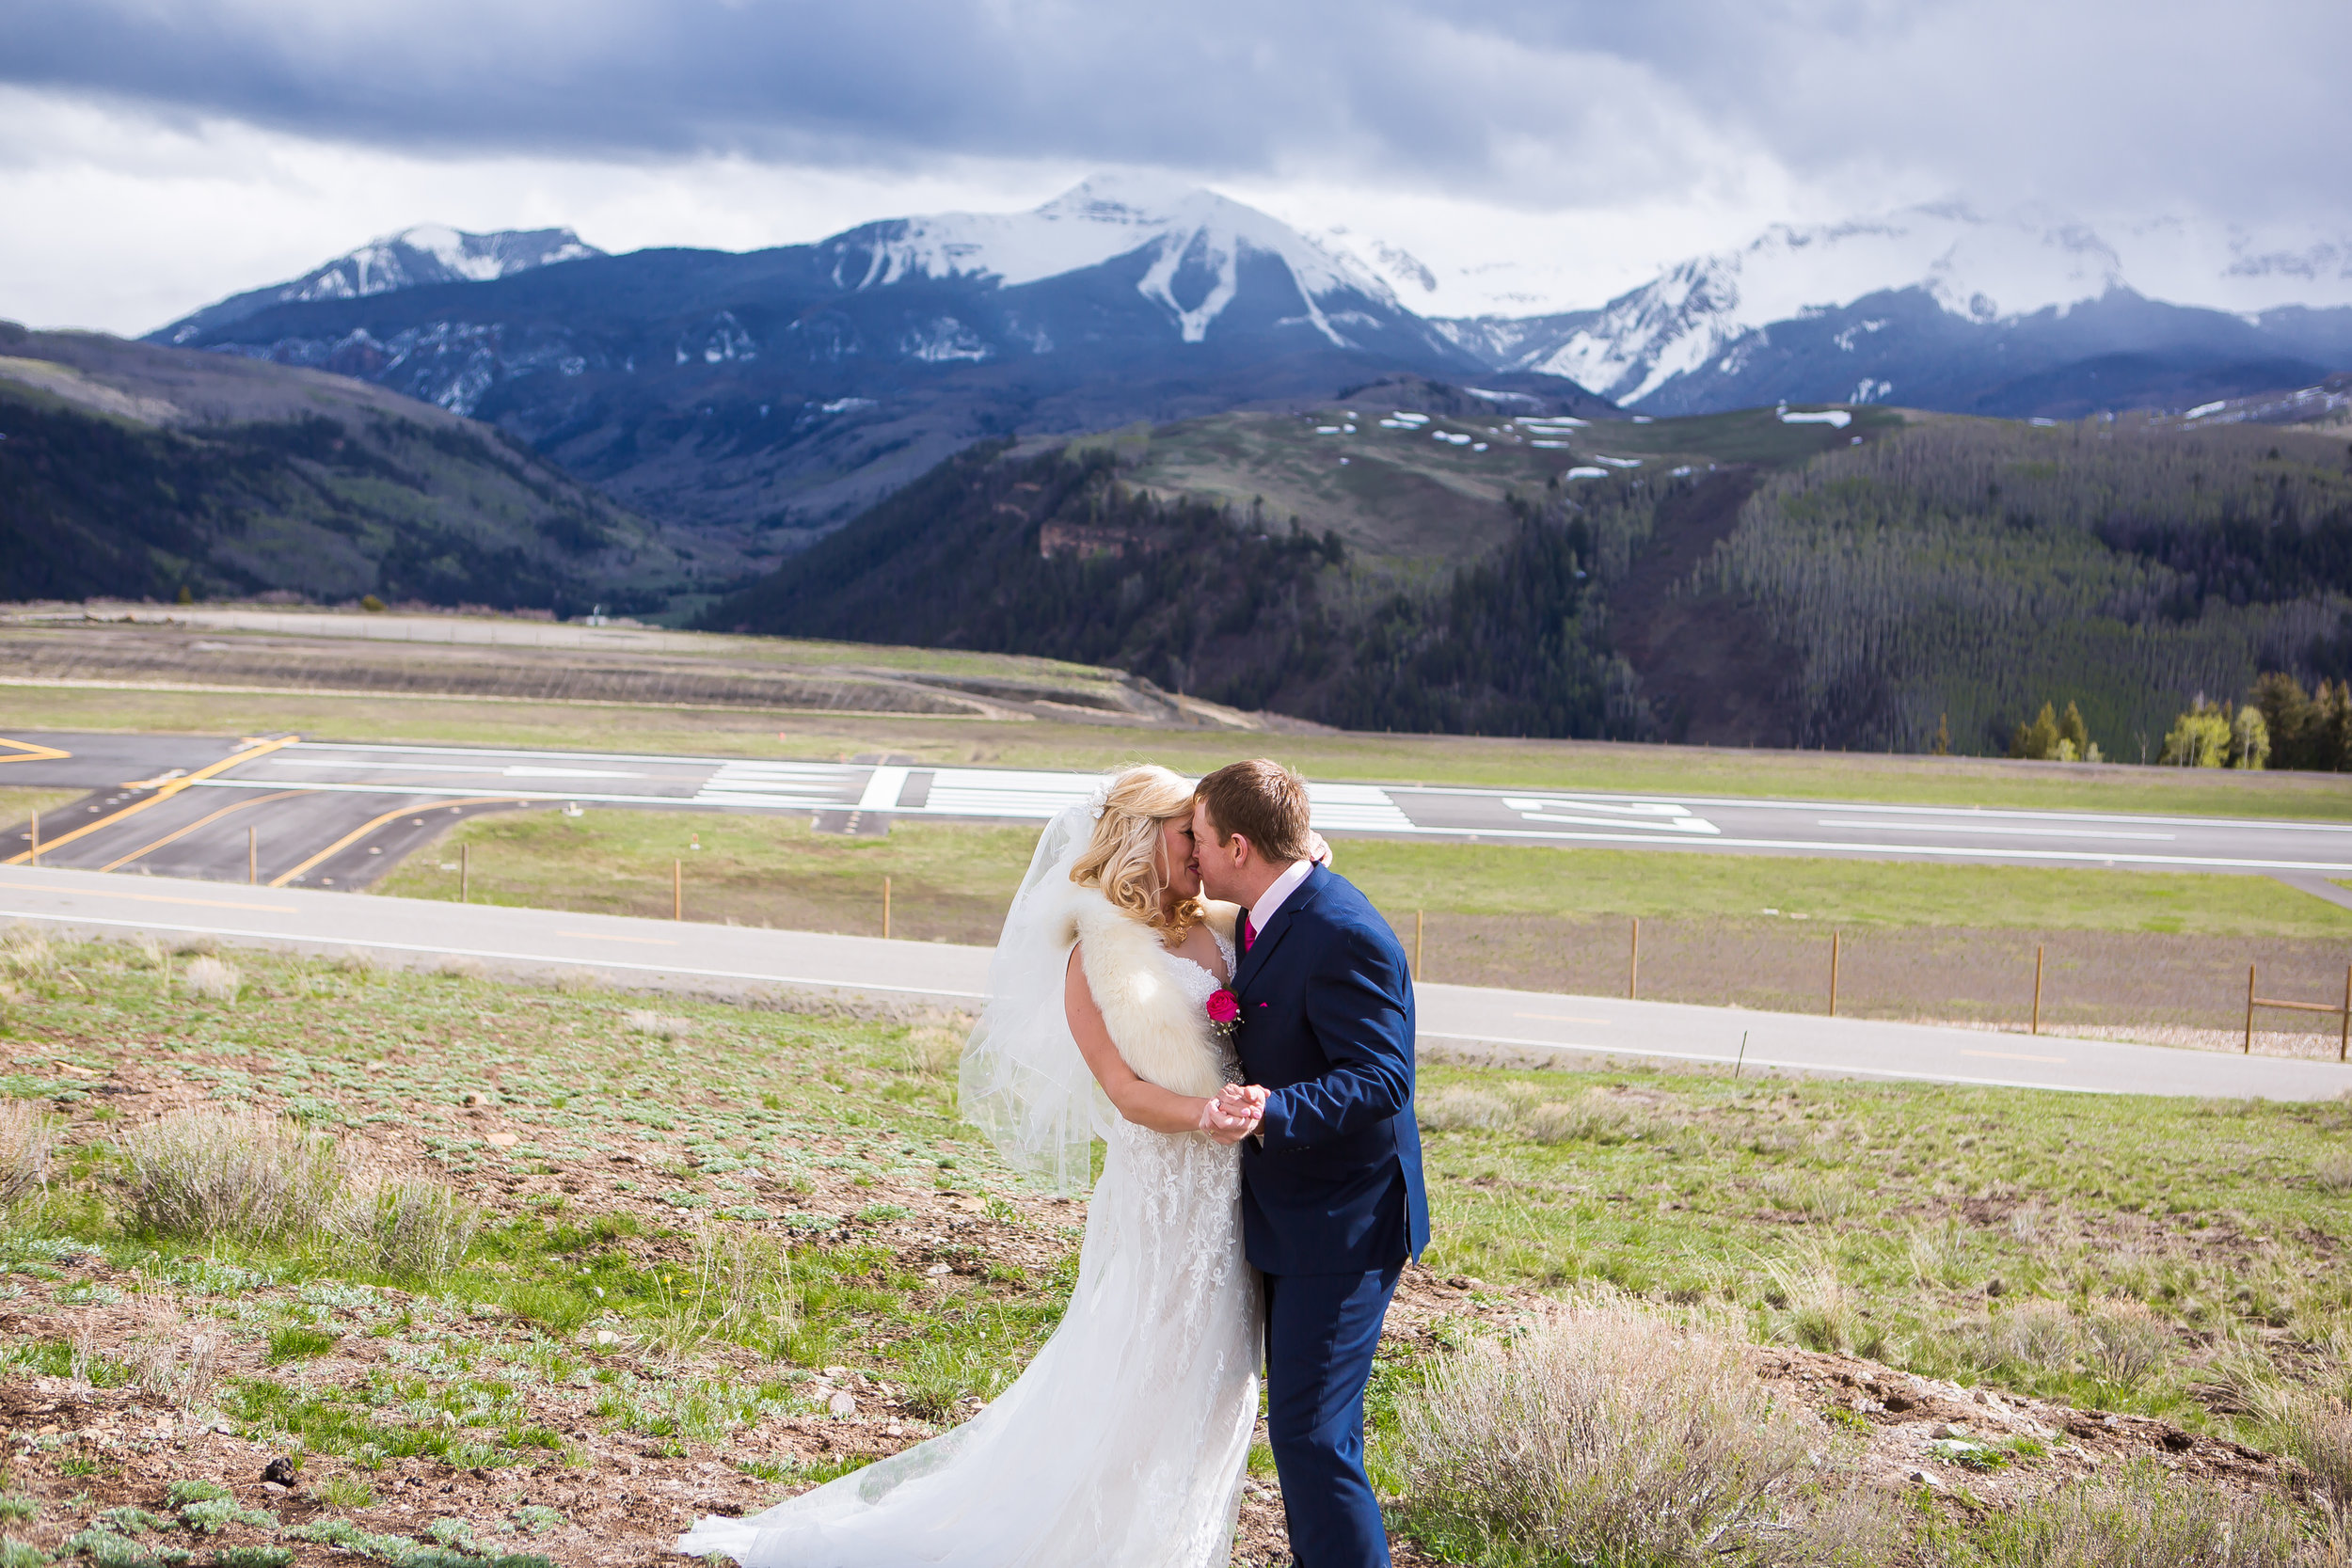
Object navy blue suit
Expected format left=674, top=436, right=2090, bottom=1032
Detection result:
left=1231, top=863, right=1428, bottom=1568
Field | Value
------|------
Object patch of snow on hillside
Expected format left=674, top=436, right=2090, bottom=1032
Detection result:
left=1564, top=467, right=1608, bottom=480
left=1779, top=408, right=1851, bottom=428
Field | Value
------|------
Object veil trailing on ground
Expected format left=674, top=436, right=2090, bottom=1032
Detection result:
left=957, top=787, right=1117, bottom=1195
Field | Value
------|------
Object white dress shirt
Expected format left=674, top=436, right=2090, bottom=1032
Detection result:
left=1247, top=857, right=1314, bottom=947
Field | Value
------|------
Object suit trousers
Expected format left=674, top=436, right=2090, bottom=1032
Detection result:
left=1262, top=1262, right=1403, bottom=1568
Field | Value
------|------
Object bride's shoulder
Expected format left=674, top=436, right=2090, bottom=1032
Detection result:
left=1198, top=901, right=1241, bottom=942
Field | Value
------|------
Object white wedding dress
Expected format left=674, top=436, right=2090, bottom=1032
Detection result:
left=679, top=833, right=1260, bottom=1567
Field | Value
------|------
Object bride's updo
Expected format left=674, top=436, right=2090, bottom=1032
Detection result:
left=1069, top=765, right=1208, bottom=937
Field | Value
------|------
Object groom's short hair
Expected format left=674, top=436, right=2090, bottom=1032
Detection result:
left=1196, top=760, right=1313, bottom=863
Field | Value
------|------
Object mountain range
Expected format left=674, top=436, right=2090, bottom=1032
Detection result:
left=134, top=182, right=2352, bottom=568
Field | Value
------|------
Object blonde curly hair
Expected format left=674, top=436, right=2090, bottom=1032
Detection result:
left=1069, top=765, right=1207, bottom=938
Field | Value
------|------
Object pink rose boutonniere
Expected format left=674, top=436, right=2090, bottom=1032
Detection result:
left=1205, top=988, right=1240, bottom=1042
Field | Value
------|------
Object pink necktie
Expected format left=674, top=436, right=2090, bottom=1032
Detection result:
left=1243, top=918, right=1256, bottom=953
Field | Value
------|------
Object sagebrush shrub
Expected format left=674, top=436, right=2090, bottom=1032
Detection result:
left=1396, top=1307, right=1822, bottom=1567
left=124, top=1110, right=340, bottom=1242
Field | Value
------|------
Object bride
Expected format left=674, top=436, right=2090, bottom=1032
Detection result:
left=679, top=765, right=1268, bottom=1567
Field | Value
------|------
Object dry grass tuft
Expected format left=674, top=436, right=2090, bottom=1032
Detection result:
left=1, top=927, right=56, bottom=977
left=1396, top=1306, right=1830, bottom=1567
left=624, top=1008, right=694, bottom=1040
left=0, top=1101, right=60, bottom=1208
left=180, top=955, right=242, bottom=1003
left=119, top=1293, right=222, bottom=1411
left=2316, top=1150, right=2352, bottom=1196
left=1971, top=1459, right=2311, bottom=1567
left=904, top=1025, right=964, bottom=1079
left=646, top=1219, right=794, bottom=1357
left=1418, top=1085, right=1516, bottom=1132
left=1984, top=1298, right=2081, bottom=1377
left=2269, top=1391, right=2352, bottom=1504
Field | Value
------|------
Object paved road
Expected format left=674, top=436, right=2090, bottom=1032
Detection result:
left=10, top=732, right=2352, bottom=892
left=4, top=863, right=2346, bottom=1100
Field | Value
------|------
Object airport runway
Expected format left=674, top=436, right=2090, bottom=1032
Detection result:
left=10, top=732, right=2352, bottom=892
left=4, top=862, right=2346, bottom=1100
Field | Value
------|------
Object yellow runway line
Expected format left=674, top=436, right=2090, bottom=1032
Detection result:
left=2, top=735, right=299, bottom=865
left=270, top=795, right=522, bottom=889
left=0, top=737, right=72, bottom=763
left=97, top=788, right=312, bottom=873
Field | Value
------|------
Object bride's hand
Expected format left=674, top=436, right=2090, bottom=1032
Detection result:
left=1307, top=831, right=1332, bottom=868
left=1197, top=1095, right=1259, bottom=1143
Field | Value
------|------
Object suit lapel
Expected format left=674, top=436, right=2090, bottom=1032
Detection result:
left=1232, top=863, right=1328, bottom=998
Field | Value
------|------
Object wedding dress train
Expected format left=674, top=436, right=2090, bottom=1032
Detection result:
left=678, top=937, right=1259, bottom=1568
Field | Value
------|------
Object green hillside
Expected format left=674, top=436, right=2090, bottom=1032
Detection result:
left=713, top=385, right=2352, bottom=756
left=0, top=324, right=692, bottom=614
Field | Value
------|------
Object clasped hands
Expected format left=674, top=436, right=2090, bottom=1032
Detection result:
left=1197, top=1083, right=1270, bottom=1145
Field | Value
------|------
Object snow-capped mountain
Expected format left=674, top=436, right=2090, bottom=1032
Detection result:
left=1433, top=205, right=2352, bottom=412
left=158, top=226, right=603, bottom=343
left=147, top=180, right=1504, bottom=540
left=806, top=174, right=1408, bottom=347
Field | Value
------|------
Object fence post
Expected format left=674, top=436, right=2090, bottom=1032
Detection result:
left=1828, top=930, right=1841, bottom=1018
left=883, top=876, right=893, bottom=940
left=2342, top=963, right=2350, bottom=1064
left=1414, top=910, right=1424, bottom=981
left=2245, top=963, right=2256, bottom=1053
left=1628, top=917, right=1640, bottom=1001
left=26, top=809, right=36, bottom=867
left=673, top=859, right=683, bottom=921
left=2032, top=945, right=2044, bottom=1036
left=248, top=826, right=258, bottom=887
left=459, top=842, right=469, bottom=903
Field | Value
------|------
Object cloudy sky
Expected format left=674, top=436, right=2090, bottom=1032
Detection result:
left=4, top=0, right=2346, bottom=334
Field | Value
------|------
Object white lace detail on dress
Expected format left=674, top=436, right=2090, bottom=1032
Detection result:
left=677, top=937, right=1260, bottom=1568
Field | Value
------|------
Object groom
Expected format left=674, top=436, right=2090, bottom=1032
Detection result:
left=1191, top=760, right=1429, bottom=1568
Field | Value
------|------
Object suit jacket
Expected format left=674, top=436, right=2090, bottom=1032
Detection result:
left=1231, top=862, right=1430, bottom=1275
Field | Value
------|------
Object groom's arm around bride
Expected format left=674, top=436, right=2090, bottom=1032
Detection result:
left=1190, top=761, right=1428, bottom=1568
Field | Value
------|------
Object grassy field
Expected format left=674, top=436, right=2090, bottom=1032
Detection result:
left=378, top=807, right=2352, bottom=942
left=372, top=809, right=2352, bottom=1038
left=1, top=936, right=2344, bottom=1566
left=11, top=679, right=2352, bottom=821
left=0, top=785, right=91, bottom=831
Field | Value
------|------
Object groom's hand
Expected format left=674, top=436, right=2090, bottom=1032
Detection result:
left=1198, top=1094, right=1260, bottom=1144
left=1220, top=1084, right=1269, bottom=1117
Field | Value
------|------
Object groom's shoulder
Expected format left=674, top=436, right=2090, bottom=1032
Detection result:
left=1303, top=867, right=1400, bottom=947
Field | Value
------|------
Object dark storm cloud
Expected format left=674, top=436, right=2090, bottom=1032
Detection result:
left=4, top=0, right=2346, bottom=222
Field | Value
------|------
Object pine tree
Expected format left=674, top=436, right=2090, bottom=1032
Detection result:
left=1931, top=713, right=1950, bottom=756
left=2058, top=701, right=2090, bottom=759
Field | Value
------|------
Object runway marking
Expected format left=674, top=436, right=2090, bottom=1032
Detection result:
left=557, top=931, right=681, bottom=946
left=0, top=737, right=72, bottom=763
left=1815, top=818, right=2174, bottom=842
left=0, top=880, right=297, bottom=913
left=1512, top=1011, right=1614, bottom=1024
left=269, top=759, right=654, bottom=780
left=1961, top=1048, right=2069, bottom=1064
left=270, top=795, right=523, bottom=888
left=3, top=735, right=299, bottom=866
left=97, top=788, right=311, bottom=873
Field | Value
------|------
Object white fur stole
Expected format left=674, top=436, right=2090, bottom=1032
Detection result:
left=1053, top=886, right=1239, bottom=1099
